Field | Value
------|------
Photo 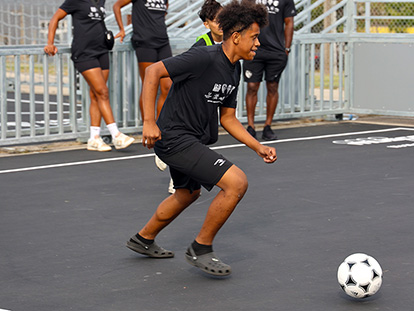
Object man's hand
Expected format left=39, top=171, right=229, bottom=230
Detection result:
left=256, top=145, right=277, bottom=163
left=44, top=44, right=58, bottom=56
left=114, top=29, right=125, bottom=43
left=142, top=121, right=161, bottom=149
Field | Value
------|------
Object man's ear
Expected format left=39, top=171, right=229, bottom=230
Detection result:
left=232, top=32, right=240, bottom=45
left=203, top=21, right=210, bottom=30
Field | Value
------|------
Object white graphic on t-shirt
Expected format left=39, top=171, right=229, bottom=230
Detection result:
left=88, top=6, right=106, bottom=20
left=256, top=0, right=279, bottom=14
left=214, top=159, right=226, bottom=166
left=145, top=0, right=167, bottom=11
left=205, top=83, right=236, bottom=104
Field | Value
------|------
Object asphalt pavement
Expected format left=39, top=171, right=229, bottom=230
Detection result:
left=1, top=121, right=414, bottom=311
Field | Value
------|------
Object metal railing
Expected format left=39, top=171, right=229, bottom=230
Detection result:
left=1, top=0, right=414, bottom=146
left=0, top=44, right=139, bottom=145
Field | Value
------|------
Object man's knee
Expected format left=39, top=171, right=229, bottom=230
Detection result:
left=94, top=85, right=109, bottom=101
left=234, top=173, right=248, bottom=198
left=246, top=82, right=260, bottom=95
left=266, top=81, right=279, bottom=95
left=221, top=167, right=248, bottom=199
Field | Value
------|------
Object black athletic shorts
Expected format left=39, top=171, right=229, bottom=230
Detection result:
left=243, top=49, right=288, bottom=83
left=132, top=42, right=172, bottom=63
left=156, top=141, right=233, bottom=193
left=74, top=53, right=110, bottom=73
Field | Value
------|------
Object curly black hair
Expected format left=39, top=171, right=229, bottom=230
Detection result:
left=217, top=0, right=268, bottom=41
left=198, top=0, right=223, bottom=22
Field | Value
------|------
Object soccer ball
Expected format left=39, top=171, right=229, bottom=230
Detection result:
left=337, top=253, right=383, bottom=299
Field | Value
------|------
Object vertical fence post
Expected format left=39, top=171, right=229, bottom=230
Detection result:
left=329, top=43, right=334, bottom=110
left=0, top=56, right=6, bottom=140
left=345, top=0, right=355, bottom=33
left=43, top=53, right=50, bottom=137
left=319, top=43, right=325, bottom=111
left=69, top=56, right=78, bottom=134
left=365, top=1, right=371, bottom=33
left=310, top=43, right=316, bottom=111
left=344, top=41, right=352, bottom=112
left=338, top=42, right=344, bottom=107
left=15, top=56, right=22, bottom=139
left=121, top=51, right=128, bottom=128
left=29, top=54, right=36, bottom=138
left=299, top=43, right=306, bottom=112
left=56, top=53, right=64, bottom=135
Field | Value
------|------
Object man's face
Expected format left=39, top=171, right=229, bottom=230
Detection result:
left=205, top=17, right=223, bottom=38
left=239, top=22, right=260, bottom=60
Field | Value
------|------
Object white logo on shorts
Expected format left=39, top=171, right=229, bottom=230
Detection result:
left=214, top=159, right=226, bottom=166
left=245, top=70, right=253, bottom=79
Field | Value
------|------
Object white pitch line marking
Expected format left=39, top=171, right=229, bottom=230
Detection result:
left=1, top=127, right=413, bottom=175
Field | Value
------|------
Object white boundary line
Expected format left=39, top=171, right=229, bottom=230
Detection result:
left=1, top=127, right=413, bottom=175
left=212, top=127, right=414, bottom=150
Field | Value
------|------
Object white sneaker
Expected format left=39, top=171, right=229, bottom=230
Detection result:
left=87, top=137, right=112, bottom=152
left=168, top=178, right=175, bottom=194
left=113, top=133, right=134, bottom=150
left=155, top=155, right=168, bottom=171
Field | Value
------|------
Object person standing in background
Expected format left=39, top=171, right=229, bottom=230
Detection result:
left=113, top=0, right=173, bottom=189
left=44, top=0, right=135, bottom=152
left=192, top=0, right=223, bottom=48
left=243, top=0, right=296, bottom=141
left=113, top=0, right=172, bottom=120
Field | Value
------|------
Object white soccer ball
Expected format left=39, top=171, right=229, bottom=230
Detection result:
left=337, top=253, right=383, bottom=299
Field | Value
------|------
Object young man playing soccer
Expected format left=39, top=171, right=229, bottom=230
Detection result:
left=127, top=0, right=276, bottom=276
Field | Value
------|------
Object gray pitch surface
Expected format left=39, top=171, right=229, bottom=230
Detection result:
left=1, top=122, right=414, bottom=311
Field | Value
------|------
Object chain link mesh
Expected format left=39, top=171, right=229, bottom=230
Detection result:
left=294, top=0, right=414, bottom=34
left=356, top=1, right=414, bottom=33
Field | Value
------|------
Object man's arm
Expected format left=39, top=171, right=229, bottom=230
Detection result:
left=44, top=9, right=67, bottom=56
left=284, top=16, right=294, bottom=55
left=113, top=0, right=132, bottom=43
left=220, top=107, right=277, bottom=163
left=141, top=61, right=170, bottom=148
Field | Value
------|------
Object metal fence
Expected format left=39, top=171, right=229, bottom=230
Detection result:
left=0, top=44, right=139, bottom=145
left=1, top=0, right=414, bottom=146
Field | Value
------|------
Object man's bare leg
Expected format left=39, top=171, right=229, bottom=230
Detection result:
left=262, top=80, right=278, bottom=140
left=139, top=188, right=201, bottom=239
left=126, top=188, right=201, bottom=258
left=245, top=82, right=261, bottom=130
left=195, top=165, right=248, bottom=245
left=185, top=165, right=248, bottom=275
left=265, top=80, right=279, bottom=126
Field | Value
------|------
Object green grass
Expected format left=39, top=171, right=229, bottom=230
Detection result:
left=313, top=71, right=343, bottom=89
left=5, top=56, right=70, bottom=76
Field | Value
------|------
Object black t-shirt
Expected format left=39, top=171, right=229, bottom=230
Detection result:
left=257, top=0, right=297, bottom=52
left=154, top=45, right=240, bottom=156
left=60, top=0, right=108, bottom=62
left=131, top=0, right=169, bottom=48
